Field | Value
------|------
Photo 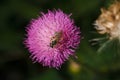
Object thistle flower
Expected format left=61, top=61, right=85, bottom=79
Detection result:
left=24, top=9, right=81, bottom=69
left=95, top=1, right=120, bottom=40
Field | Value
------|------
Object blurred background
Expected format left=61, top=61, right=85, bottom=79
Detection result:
left=0, top=0, right=120, bottom=80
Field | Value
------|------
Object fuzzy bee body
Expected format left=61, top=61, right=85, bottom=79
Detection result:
left=50, top=39, right=58, bottom=48
left=50, top=32, right=62, bottom=48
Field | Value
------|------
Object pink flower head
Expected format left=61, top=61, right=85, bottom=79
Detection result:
left=25, top=9, right=81, bottom=69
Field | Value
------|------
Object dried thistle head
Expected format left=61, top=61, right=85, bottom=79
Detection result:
left=95, top=1, right=120, bottom=39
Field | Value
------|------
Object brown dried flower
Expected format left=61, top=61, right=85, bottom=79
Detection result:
left=95, top=1, right=120, bottom=39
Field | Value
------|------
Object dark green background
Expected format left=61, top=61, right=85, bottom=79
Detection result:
left=0, top=0, right=120, bottom=80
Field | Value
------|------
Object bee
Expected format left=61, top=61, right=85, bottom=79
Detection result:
left=50, top=32, right=62, bottom=48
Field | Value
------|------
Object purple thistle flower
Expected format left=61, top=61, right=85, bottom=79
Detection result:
left=24, top=9, right=81, bottom=69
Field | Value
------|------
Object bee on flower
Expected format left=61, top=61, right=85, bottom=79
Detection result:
left=50, top=31, right=62, bottom=48
left=24, top=9, right=81, bottom=69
